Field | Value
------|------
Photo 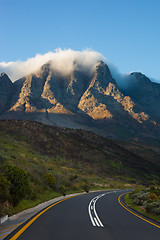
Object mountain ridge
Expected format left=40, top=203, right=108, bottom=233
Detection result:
left=1, top=61, right=160, bottom=144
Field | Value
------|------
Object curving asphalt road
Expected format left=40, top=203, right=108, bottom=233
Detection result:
left=5, top=190, right=160, bottom=240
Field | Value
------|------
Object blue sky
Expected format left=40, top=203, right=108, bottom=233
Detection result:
left=1, top=0, right=160, bottom=81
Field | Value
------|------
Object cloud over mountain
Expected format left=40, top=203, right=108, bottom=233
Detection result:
left=0, top=49, right=105, bottom=81
left=0, top=48, right=156, bottom=90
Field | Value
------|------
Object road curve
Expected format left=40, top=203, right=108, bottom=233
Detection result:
left=5, top=190, right=160, bottom=240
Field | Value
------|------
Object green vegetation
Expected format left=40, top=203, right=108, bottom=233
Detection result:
left=5, top=165, right=30, bottom=206
left=124, top=188, right=160, bottom=223
left=42, top=173, right=55, bottom=189
left=0, top=173, right=10, bottom=203
left=7, top=191, right=61, bottom=216
left=1, top=119, right=160, bottom=217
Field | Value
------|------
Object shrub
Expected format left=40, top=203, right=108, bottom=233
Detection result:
left=133, top=198, right=143, bottom=206
left=149, top=187, right=160, bottom=198
left=129, top=190, right=140, bottom=198
left=83, top=184, right=90, bottom=193
left=81, top=181, right=90, bottom=193
left=153, top=207, right=160, bottom=215
left=5, top=165, right=30, bottom=206
left=129, top=189, right=160, bottom=215
left=42, top=173, right=55, bottom=189
left=130, top=191, right=149, bottom=206
left=59, top=185, right=66, bottom=196
left=0, top=173, right=10, bottom=203
left=147, top=192, right=159, bottom=201
left=69, top=175, right=78, bottom=182
left=146, top=201, right=160, bottom=213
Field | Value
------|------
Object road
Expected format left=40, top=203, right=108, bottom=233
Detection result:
left=5, top=190, right=160, bottom=240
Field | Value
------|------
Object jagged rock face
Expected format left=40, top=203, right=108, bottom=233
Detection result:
left=78, top=61, right=116, bottom=119
left=10, top=64, right=91, bottom=115
left=0, top=73, right=13, bottom=113
left=0, top=61, right=160, bottom=142
left=78, top=62, right=149, bottom=123
left=122, top=72, right=160, bottom=118
left=10, top=64, right=52, bottom=112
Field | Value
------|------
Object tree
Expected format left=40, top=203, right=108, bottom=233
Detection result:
left=42, top=173, right=55, bottom=189
left=5, top=165, right=30, bottom=206
left=0, top=173, right=10, bottom=202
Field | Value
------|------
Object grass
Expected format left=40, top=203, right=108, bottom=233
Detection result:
left=7, top=191, right=61, bottom=216
left=124, top=193, right=160, bottom=223
left=0, top=130, right=140, bottom=190
left=109, top=161, right=122, bottom=169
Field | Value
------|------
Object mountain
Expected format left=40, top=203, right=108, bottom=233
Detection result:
left=0, top=61, right=160, bottom=144
left=121, top=72, right=160, bottom=121
left=0, top=72, right=13, bottom=113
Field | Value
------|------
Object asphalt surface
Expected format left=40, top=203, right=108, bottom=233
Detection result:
left=5, top=190, right=160, bottom=240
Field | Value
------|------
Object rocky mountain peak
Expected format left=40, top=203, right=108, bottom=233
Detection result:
left=120, top=72, right=160, bottom=118
left=0, top=72, right=12, bottom=84
left=96, top=60, right=105, bottom=66
left=1, top=72, right=7, bottom=77
left=0, top=72, right=13, bottom=113
left=129, top=72, right=152, bottom=86
left=40, top=61, right=51, bottom=73
left=0, top=72, right=12, bottom=87
left=92, top=61, right=116, bottom=88
left=96, top=60, right=110, bottom=72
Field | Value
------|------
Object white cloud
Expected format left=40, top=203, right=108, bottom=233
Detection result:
left=0, top=49, right=105, bottom=82
left=105, top=61, right=131, bottom=89
left=0, top=48, right=154, bottom=89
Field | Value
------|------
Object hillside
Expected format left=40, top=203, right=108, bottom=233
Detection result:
left=1, top=120, right=160, bottom=185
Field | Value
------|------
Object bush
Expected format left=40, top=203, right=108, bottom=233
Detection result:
left=133, top=198, right=143, bottom=206
left=146, top=201, right=160, bottom=213
left=83, top=184, right=90, bottom=193
left=0, top=173, right=10, bottom=203
left=153, top=207, right=160, bottom=214
left=147, top=192, right=159, bottom=201
left=129, top=190, right=140, bottom=199
left=5, top=165, right=30, bottom=206
left=129, top=188, right=160, bottom=215
left=69, top=175, right=78, bottom=182
left=129, top=191, right=150, bottom=206
left=149, top=187, right=160, bottom=198
left=81, top=181, right=90, bottom=193
left=42, top=173, right=55, bottom=189
left=59, top=185, right=66, bottom=196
